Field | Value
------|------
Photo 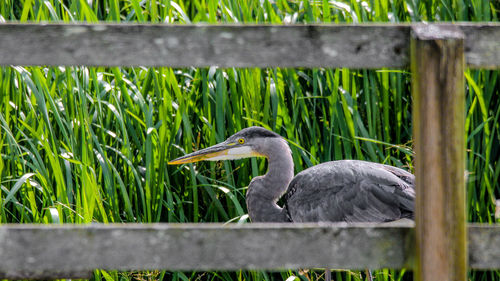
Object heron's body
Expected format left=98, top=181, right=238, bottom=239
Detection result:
left=285, top=160, right=414, bottom=223
left=169, top=126, right=415, bottom=224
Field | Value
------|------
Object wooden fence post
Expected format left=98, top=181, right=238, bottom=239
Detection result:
left=411, top=25, right=467, bottom=281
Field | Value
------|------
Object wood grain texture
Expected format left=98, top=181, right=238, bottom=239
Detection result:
left=411, top=25, right=467, bottom=281
left=469, top=224, right=500, bottom=269
left=0, top=223, right=413, bottom=279
left=460, top=23, right=500, bottom=69
left=0, top=223, right=499, bottom=279
left=0, top=23, right=498, bottom=68
left=0, top=24, right=409, bottom=68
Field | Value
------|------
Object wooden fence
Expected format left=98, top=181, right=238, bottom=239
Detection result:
left=0, top=23, right=499, bottom=280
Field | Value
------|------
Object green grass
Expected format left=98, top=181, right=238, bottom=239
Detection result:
left=0, top=0, right=499, bottom=280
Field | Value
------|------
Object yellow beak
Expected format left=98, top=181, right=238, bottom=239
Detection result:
left=168, top=142, right=263, bottom=165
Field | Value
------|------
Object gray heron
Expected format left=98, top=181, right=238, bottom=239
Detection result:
left=169, top=126, right=415, bottom=280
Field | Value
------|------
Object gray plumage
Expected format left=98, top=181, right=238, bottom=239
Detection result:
left=169, top=126, right=415, bottom=224
left=284, top=160, right=414, bottom=223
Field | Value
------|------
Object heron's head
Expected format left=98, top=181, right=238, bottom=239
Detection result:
left=168, top=126, right=283, bottom=164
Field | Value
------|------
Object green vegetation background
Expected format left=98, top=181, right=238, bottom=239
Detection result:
left=0, top=0, right=498, bottom=280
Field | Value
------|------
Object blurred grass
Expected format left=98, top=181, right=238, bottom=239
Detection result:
left=0, top=0, right=499, bottom=280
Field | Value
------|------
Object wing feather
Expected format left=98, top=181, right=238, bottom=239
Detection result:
left=285, top=160, right=415, bottom=223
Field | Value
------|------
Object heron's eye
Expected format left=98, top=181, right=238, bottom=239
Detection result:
left=238, top=138, right=245, bottom=144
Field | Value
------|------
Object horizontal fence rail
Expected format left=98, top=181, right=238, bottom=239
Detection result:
left=0, top=223, right=499, bottom=279
left=0, top=23, right=499, bottom=68
left=1, top=22, right=500, bottom=281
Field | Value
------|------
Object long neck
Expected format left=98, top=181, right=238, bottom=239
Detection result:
left=246, top=138, right=294, bottom=222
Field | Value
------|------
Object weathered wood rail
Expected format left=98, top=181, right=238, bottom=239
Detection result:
left=0, top=23, right=499, bottom=68
left=0, top=223, right=499, bottom=279
left=0, top=22, right=499, bottom=280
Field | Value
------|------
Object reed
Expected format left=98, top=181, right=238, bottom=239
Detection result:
left=0, top=0, right=498, bottom=280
